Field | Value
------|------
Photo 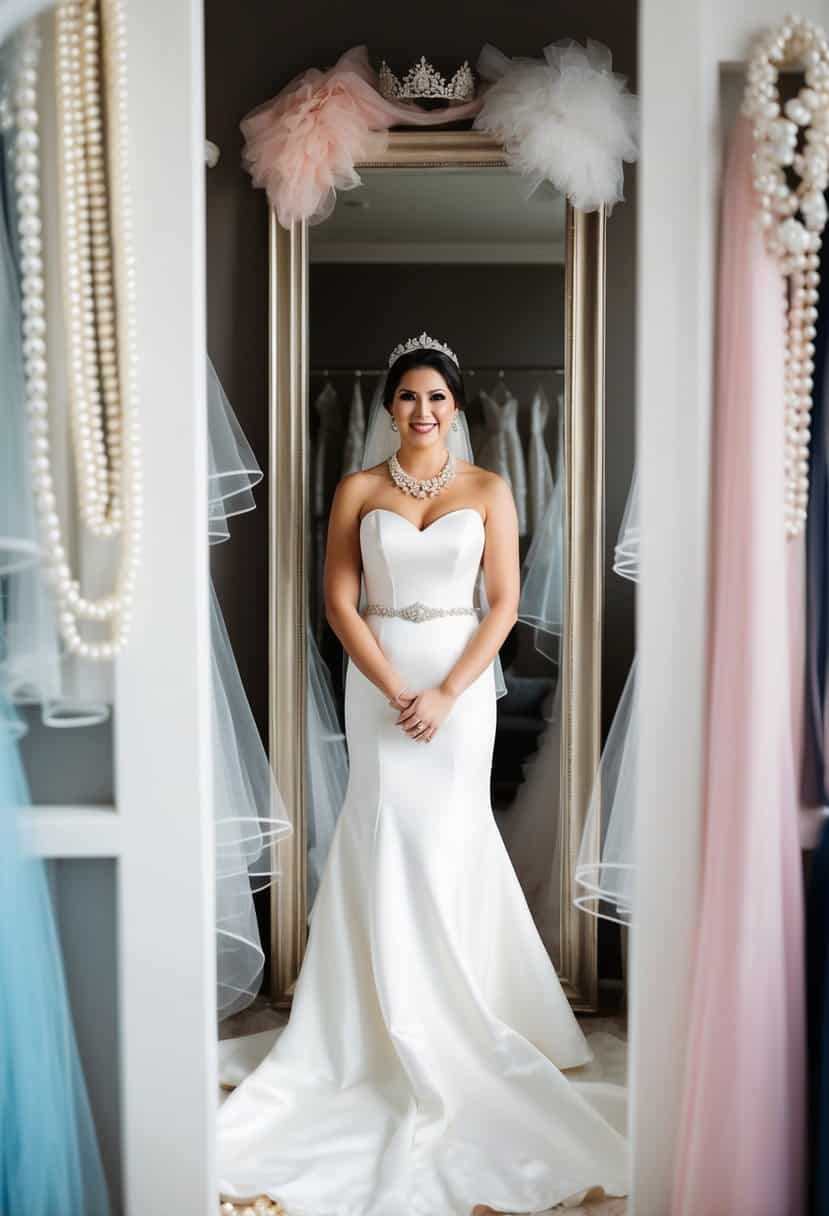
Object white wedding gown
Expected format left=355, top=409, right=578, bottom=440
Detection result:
left=218, top=507, right=628, bottom=1215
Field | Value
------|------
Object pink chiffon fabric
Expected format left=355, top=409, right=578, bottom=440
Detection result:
left=240, top=45, right=483, bottom=228
left=671, top=113, right=806, bottom=1215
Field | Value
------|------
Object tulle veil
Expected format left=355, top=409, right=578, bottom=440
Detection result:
left=574, top=471, right=638, bottom=923
left=516, top=417, right=639, bottom=926
left=207, top=359, right=293, bottom=1019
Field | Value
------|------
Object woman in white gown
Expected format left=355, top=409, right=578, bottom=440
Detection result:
left=217, top=335, right=627, bottom=1216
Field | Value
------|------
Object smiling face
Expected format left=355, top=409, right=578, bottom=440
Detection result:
left=389, top=366, right=457, bottom=452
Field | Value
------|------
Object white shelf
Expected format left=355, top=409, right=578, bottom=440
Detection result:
left=22, top=805, right=120, bottom=858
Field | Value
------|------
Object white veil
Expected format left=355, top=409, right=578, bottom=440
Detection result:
left=574, top=469, right=638, bottom=923
left=207, top=357, right=292, bottom=1020
left=515, top=409, right=639, bottom=926
left=360, top=373, right=507, bottom=700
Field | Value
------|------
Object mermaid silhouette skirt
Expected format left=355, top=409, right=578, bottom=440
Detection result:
left=218, top=508, right=627, bottom=1215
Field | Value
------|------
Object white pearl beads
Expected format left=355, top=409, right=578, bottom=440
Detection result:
left=388, top=449, right=456, bottom=498
left=744, top=14, right=829, bottom=538
left=15, top=0, right=143, bottom=660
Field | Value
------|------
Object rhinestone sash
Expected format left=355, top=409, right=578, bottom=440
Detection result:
left=364, top=600, right=477, bottom=624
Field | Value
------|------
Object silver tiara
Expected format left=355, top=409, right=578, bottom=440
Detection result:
left=377, top=56, right=476, bottom=104
left=387, top=332, right=460, bottom=369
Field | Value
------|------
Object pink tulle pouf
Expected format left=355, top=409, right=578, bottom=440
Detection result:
left=240, top=45, right=482, bottom=228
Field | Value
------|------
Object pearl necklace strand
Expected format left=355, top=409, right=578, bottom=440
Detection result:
left=16, top=1, right=141, bottom=660
left=57, top=0, right=122, bottom=537
left=388, top=449, right=456, bottom=498
left=743, top=14, right=829, bottom=539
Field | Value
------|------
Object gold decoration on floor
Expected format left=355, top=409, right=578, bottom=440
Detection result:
left=219, top=1198, right=286, bottom=1215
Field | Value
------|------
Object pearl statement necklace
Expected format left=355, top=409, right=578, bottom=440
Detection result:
left=744, top=14, right=829, bottom=539
left=16, top=0, right=142, bottom=661
left=388, top=450, right=456, bottom=498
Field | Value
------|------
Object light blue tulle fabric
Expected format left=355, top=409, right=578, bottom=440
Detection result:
left=0, top=693, right=111, bottom=1216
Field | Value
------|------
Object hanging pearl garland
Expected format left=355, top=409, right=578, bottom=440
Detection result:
left=57, top=0, right=123, bottom=538
left=743, top=14, right=829, bottom=540
left=16, top=0, right=142, bottom=660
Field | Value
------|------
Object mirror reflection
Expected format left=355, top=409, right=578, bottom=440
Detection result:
left=307, top=166, right=567, bottom=967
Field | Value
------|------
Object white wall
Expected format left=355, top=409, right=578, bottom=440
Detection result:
left=114, top=0, right=216, bottom=1209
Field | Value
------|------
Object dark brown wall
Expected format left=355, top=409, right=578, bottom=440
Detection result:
left=308, top=264, right=566, bottom=371
left=204, top=2, right=638, bottom=739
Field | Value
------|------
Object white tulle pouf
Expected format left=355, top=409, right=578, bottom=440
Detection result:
left=473, top=39, right=639, bottom=212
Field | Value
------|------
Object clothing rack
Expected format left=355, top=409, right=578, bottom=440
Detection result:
left=310, top=365, right=564, bottom=376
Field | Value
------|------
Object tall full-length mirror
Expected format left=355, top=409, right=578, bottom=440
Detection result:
left=269, top=133, right=604, bottom=1011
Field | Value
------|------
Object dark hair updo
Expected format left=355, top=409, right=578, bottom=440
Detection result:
left=382, top=348, right=466, bottom=412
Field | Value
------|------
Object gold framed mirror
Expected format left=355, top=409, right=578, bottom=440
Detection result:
left=268, top=130, right=605, bottom=1012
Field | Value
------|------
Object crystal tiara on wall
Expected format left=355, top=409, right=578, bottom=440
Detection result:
left=377, top=56, right=476, bottom=104
left=387, top=333, right=460, bottom=368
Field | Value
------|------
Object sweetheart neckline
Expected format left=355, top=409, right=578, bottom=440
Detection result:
left=359, top=506, right=485, bottom=536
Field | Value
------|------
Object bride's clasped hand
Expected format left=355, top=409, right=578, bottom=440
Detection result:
left=388, top=684, right=457, bottom=741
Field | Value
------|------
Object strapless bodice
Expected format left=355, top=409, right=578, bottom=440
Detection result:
left=359, top=507, right=484, bottom=609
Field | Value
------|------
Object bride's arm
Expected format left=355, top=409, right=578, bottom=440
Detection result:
left=395, top=474, right=519, bottom=743
left=441, top=474, right=520, bottom=699
left=323, top=473, right=411, bottom=704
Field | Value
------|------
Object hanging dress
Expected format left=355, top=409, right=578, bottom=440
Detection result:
left=671, top=112, right=806, bottom=1216
left=340, top=374, right=366, bottom=477
left=476, top=386, right=528, bottom=536
left=311, top=381, right=343, bottom=639
left=526, top=384, right=555, bottom=537
left=517, top=405, right=565, bottom=660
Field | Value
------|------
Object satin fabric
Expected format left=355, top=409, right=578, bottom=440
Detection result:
left=218, top=507, right=627, bottom=1215
left=671, top=113, right=806, bottom=1215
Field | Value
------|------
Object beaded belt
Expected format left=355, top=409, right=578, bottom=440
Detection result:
left=364, top=600, right=477, bottom=624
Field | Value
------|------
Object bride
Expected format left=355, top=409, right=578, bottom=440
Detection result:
left=217, top=335, right=628, bottom=1216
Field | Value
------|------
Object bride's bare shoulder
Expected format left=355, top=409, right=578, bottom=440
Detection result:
left=456, top=460, right=516, bottom=522
left=456, top=459, right=502, bottom=492
left=330, top=466, right=385, bottom=513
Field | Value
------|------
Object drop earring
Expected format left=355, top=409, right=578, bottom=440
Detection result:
left=451, top=412, right=459, bottom=431
left=390, top=417, right=398, bottom=432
